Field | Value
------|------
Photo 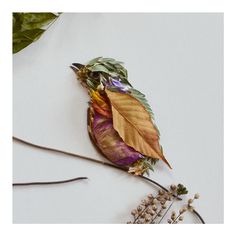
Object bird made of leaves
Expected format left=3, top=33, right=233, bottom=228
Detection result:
left=71, top=57, right=171, bottom=175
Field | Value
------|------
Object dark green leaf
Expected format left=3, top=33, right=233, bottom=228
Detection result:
left=177, top=184, right=188, bottom=195
left=13, top=12, right=59, bottom=54
left=21, top=13, right=58, bottom=30
left=14, top=28, right=45, bottom=42
left=13, top=41, right=33, bottom=54
left=13, top=29, right=45, bottom=53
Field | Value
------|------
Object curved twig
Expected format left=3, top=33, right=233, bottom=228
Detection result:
left=12, top=136, right=168, bottom=192
left=12, top=136, right=205, bottom=223
left=193, top=209, right=205, bottom=224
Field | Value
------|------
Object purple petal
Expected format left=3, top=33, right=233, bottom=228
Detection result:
left=92, top=111, right=142, bottom=166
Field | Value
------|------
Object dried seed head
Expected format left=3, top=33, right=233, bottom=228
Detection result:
left=145, top=216, right=151, bottom=222
left=156, top=196, right=162, bottom=201
left=162, top=204, right=167, bottom=209
left=170, top=184, right=177, bottom=191
left=137, top=205, right=142, bottom=211
left=167, top=219, right=172, bottom=224
left=131, top=209, right=137, bottom=216
left=160, top=200, right=166, bottom=205
left=150, top=210, right=155, bottom=216
left=179, top=216, right=184, bottom=221
left=194, top=193, right=200, bottom=199
left=179, top=207, right=187, bottom=214
left=146, top=208, right=152, bottom=214
left=141, top=199, right=148, bottom=206
left=140, top=213, right=145, bottom=218
left=158, top=189, right=164, bottom=195
left=153, top=198, right=158, bottom=205
left=171, top=211, right=176, bottom=221
left=188, top=199, right=193, bottom=205
left=152, top=205, right=157, bottom=211
left=148, top=194, right=154, bottom=199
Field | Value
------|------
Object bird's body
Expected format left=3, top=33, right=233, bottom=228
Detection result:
left=71, top=57, right=171, bottom=175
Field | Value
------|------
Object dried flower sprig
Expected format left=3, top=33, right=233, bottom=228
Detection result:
left=167, top=193, right=200, bottom=224
left=127, top=184, right=204, bottom=224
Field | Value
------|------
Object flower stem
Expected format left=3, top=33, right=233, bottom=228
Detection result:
left=157, top=199, right=175, bottom=224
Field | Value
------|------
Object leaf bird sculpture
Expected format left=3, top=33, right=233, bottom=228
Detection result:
left=71, top=57, right=171, bottom=175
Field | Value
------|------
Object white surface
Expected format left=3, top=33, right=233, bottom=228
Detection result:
left=13, top=13, right=223, bottom=223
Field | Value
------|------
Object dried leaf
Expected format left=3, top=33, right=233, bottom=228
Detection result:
left=105, top=89, right=171, bottom=168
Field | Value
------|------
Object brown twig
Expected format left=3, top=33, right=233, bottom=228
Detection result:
left=12, top=136, right=171, bottom=194
left=193, top=209, right=205, bottom=224
left=13, top=177, right=88, bottom=187
left=12, top=136, right=205, bottom=223
left=157, top=199, right=175, bottom=224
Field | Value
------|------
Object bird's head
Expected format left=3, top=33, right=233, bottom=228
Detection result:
left=71, top=57, right=132, bottom=92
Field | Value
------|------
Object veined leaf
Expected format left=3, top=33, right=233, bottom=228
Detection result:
left=105, top=89, right=171, bottom=168
left=21, top=13, right=58, bottom=30
left=13, top=12, right=59, bottom=54
left=13, top=28, right=45, bottom=53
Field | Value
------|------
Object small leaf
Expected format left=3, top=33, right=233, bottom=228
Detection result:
left=89, top=64, right=110, bottom=74
left=87, top=57, right=102, bottom=65
left=105, top=89, right=171, bottom=168
left=177, top=184, right=188, bottom=195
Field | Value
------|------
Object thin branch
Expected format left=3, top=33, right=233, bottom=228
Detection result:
left=13, top=136, right=205, bottom=223
left=12, top=136, right=169, bottom=193
left=13, top=177, right=88, bottom=187
left=157, top=199, right=175, bottom=224
left=193, top=209, right=205, bottom=224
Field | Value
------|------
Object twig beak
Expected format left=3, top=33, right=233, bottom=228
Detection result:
left=70, top=63, right=85, bottom=74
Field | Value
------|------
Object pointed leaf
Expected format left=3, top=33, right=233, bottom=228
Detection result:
left=21, top=13, right=58, bottom=30
left=105, top=89, right=171, bottom=168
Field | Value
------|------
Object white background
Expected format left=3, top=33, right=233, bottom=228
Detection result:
left=13, top=13, right=223, bottom=223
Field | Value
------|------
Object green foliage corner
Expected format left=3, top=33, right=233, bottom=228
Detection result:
left=13, top=13, right=60, bottom=54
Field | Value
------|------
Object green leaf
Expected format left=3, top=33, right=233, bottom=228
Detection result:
left=13, top=12, right=59, bottom=54
left=89, top=64, right=111, bottom=74
left=13, top=41, right=33, bottom=54
left=177, top=184, right=188, bottom=195
left=13, top=29, right=45, bottom=53
left=87, top=57, right=102, bottom=66
left=21, top=13, right=58, bottom=30
left=13, top=13, right=23, bottom=32
left=14, top=28, right=45, bottom=42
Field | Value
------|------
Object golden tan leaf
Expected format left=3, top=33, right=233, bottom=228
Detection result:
left=105, top=89, right=171, bottom=168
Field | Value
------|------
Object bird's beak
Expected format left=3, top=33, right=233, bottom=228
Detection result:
left=70, top=63, right=84, bottom=74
